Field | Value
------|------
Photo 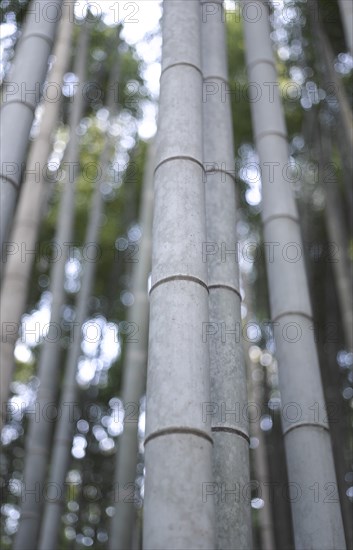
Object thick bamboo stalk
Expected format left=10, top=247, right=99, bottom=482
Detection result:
left=0, top=0, right=64, bottom=248
left=109, top=142, right=154, bottom=550
left=143, top=2, right=215, bottom=548
left=242, top=1, right=346, bottom=548
left=201, top=2, right=251, bottom=548
left=338, top=0, right=353, bottom=55
left=13, top=22, right=89, bottom=550
left=0, top=0, right=75, bottom=427
left=37, top=44, right=120, bottom=549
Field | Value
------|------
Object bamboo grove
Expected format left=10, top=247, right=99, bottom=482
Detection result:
left=0, top=1, right=352, bottom=549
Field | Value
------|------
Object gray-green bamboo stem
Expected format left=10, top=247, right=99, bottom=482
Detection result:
left=13, top=22, right=89, bottom=550
left=37, top=42, right=120, bottom=550
left=242, top=1, right=346, bottom=548
left=0, top=0, right=75, bottom=427
left=109, top=142, right=154, bottom=550
left=143, top=2, right=215, bottom=548
left=0, top=0, right=64, bottom=249
left=201, top=1, right=251, bottom=548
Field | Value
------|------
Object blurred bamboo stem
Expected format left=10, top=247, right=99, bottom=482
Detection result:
left=242, top=1, right=346, bottom=547
left=0, top=0, right=64, bottom=249
left=13, top=22, right=89, bottom=550
left=109, top=141, right=154, bottom=550
left=0, top=0, right=75, bottom=428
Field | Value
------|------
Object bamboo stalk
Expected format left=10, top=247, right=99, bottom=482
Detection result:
left=109, top=141, right=154, bottom=550
left=143, top=2, right=215, bottom=548
left=242, top=1, right=346, bottom=547
left=201, top=1, right=251, bottom=547
left=0, top=0, right=75, bottom=427
left=0, top=0, right=64, bottom=248
left=13, top=21, right=89, bottom=550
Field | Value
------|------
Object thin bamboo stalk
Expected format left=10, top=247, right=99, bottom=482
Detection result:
left=37, top=41, right=120, bottom=549
left=109, top=141, right=154, bottom=550
left=0, top=0, right=75, bottom=427
left=201, top=1, right=251, bottom=548
left=13, top=21, right=89, bottom=550
left=0, top=0, right=64, bottom=248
